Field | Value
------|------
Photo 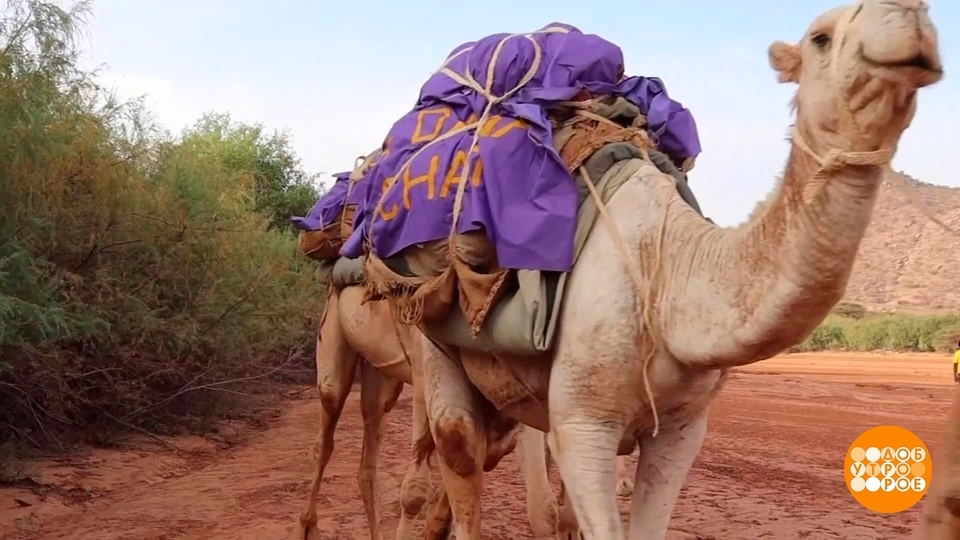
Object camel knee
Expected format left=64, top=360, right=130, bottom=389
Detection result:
left=432, top=406, right=483, bottom=478
left=318, top=376, right=344, bottom=416
left=400, top=477, right=428, bottom=517
left=400, top=460, right=430, bottom=517
left=357, top=466, right=377, bottom=489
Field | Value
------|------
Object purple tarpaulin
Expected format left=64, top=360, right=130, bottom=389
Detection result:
left=290, top=171, right=356, bottom=232
left=338, top=22, right=701, bottom=272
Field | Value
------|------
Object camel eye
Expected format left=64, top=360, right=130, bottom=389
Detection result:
left=811, top=32, right=831, bottom=48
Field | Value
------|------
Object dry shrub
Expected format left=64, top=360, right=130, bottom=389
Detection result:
left=0, top=1, right=326, bottom=454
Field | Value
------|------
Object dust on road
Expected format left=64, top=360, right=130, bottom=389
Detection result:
left=1, top=352, right=954, bottom=539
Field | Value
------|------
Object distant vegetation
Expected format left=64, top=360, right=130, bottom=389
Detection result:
left=795, top=303, right=960, bottom=353
left=0, top=0, right=326, bottom=456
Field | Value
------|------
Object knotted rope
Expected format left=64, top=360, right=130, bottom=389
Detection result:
left=365, top=25, right=571, bottom=249
left=792, top=3, right=893, bottom=198
left=791, top=0, right=955, bottom=242
left=556, top=101, right=667, bottom=436
left=578, top=163, right=670, bottom=438
left=339, top=149, right=381, bottom=237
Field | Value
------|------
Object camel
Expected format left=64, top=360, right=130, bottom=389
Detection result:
left=916, top=386, right=960, bottom=538
left=290, top=283, right=570, bottom=540
left=399, top=1, right=945, bottom=539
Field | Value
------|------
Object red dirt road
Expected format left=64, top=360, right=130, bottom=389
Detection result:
left=1, top=352, right=955, bottom=539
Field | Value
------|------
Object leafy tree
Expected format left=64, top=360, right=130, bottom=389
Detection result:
left=180, top=112, right=322, bottom=231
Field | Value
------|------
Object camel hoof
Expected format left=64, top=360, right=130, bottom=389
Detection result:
left=616, top=477, right=635, bottom=497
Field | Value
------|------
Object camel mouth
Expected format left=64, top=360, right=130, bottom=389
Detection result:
left=883, top=52, right=941, bottom=73
left=862, top=49, right=944, bottom=87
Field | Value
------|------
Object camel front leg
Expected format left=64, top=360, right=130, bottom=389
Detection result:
left=548, top=419, right=624, bottom=540
left=914, top=385, right=960, bottom=539
left=518, top=426, right=560, bottom=540
left=557, top=480, right=582, bottom=540
left=627, top=413, right=706, bottom=540
left=422, top=336, right=487, bottom=540
left=547, top=349, right=627, bottom=540
left=291, top=290, right=360, bottom=540
left=358, top=362, right=404, bottom=540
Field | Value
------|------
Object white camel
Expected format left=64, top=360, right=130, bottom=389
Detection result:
left=405, top=1, right=943, bottom=539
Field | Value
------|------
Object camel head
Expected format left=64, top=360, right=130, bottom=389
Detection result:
left=768, top=0, right=942, bottom=156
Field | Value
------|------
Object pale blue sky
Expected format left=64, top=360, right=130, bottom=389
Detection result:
left=81, top=1, right=958, bottom=226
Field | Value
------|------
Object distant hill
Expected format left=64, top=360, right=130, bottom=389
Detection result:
left=843, top=172, right=960, bottom=314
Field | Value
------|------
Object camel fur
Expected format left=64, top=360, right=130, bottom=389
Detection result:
left=412, top=2, right=944, bottom=539
left=292, top=284, right=628, bottom=539
left=915, top=386, right=960, bottom=539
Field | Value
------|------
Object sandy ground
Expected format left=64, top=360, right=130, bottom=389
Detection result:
left=0, top=351, right=955, bottom=540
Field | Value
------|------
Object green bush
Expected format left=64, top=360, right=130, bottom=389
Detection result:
left=832, top=302, right=867, bottom=320
left=798, top=311, right=960, bottom=353
left=795, top=315, right=847, bottom=351
left=934, top=324, right=960, bottom=353
left=0, top=0, right=326, bottom=450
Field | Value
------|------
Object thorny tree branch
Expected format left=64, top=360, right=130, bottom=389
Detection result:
left=0, top=225, right=24, bottom=249
left=122, top=346, right=304, bottom=422
left=210, top=273, right=272, bottom=328
left=97, top=409, right=183, bottom=453
left=0, top=7, right=34, bottom=61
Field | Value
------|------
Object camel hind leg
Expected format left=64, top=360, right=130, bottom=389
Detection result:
left=358, top=361, right=404, bottom=540
left=421, top=336, right=487, bottom=540
left=291, top=290, right=360, bottom=540
left=396, top=365, right=433, bottom=539
left=518, top=426, right=560, bottom=540
left=423, top=490, right=453, bottom=540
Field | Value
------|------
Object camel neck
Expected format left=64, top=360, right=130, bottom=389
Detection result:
left=733, top=136, right=884, bottom=358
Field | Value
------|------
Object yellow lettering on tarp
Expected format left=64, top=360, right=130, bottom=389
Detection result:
left=492, top=118, right=525, bottom=138
left=451, top=112, right=479, bottom=131
left=439, top=150, right=485, bottom=199
left=379, top=176, right=399, bottom=221
left=440, top=150, right=468, bottom=199
left=402, top=155, right=441, bottom=210
left=411, top=108, right=452, bottom=144
left=471, top=155, right=483, bottom=187
left=479, top=116, right=527, bottom=139
left=414, top=110, right=524, bottom=142
left=387, top=109, right=530, bottom=218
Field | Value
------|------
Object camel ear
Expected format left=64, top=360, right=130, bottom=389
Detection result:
left=768, top=41, right=801, bottom=83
